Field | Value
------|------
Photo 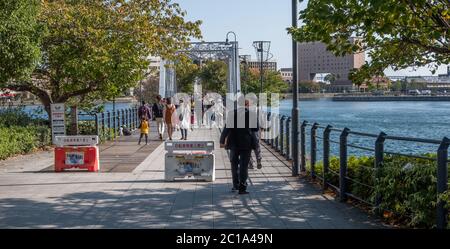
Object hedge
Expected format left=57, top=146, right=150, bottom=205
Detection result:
left=0, top=126, right=51, bottom=160
left=309, top=155, right=450, bottom=228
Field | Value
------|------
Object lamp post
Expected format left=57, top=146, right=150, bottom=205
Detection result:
left=253, top=41, right=271, bottom=94
left=239, top=55, right=251, bottom=93
left=226, top=31, right=238, bottom=95
left=291, top=0, right=300, bottom=176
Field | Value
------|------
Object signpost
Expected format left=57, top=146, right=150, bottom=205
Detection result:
left=51, top=103, right=66, bottom=144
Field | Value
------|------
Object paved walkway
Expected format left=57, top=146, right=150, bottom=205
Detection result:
left=0, top=128, right=385, bottom=228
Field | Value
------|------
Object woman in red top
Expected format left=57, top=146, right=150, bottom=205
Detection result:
left=164, top=98, right=176, bottom=140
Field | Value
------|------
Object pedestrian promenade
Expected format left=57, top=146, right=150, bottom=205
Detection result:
left=0, top=128, right=385, bottom=228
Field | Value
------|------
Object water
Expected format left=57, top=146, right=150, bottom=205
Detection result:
left=276, top=99, right=450, bottom=155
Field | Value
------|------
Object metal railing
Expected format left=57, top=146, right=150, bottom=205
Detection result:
left=77, top=107, right=139, bottom=141
left=261, top=111, right=449, bottom=229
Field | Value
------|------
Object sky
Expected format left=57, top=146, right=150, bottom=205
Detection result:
left=175, top=0, right=448, bottom=77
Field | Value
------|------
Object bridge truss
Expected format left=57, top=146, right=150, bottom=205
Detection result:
left=160, top=41, right=241, bottom=97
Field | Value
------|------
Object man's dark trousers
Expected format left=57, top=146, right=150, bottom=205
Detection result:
left=230, top=148, right=251, bottom=190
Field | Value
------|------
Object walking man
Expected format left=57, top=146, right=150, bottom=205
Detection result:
left=220, top=97, right=258, bottom=194
left=152, top=95, right=165, bottom=140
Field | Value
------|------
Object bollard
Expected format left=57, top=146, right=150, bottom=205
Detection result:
left=280, top=116, right=286, bottom=155
left=437, top=137, right=449, bottom=229
left=300, top=121, right=307, bottom=172
left=374, top=132, right=387, bottom=209
left=310, top=123, right=319, bottom=179
left=339, top=128, right=350, bottom=202
left=323, top=125, right=332, bottom=191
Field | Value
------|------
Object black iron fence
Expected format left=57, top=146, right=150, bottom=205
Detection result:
left=77, top=107, right=139, bottom=141
left=261, top=111, right=449, bottom=229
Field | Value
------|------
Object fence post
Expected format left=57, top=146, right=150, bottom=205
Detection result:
left=286, top=117, right=291, bottom=161
left=94, top=113, right=100, bottom=136
left=135, top=107, right=138, bottom=128
left=107, top=111, right=111, bottom=140
left=101, top=112, right=105, bottom=140
left=266, top=112, right=271, bottom=144
left=300, top=121, right=308, bottom=172
left=272, top=114, right=277, bottom=149
left=374, top=132, right=387, bottom=209
left=125, top=109, right=129, bottom=129
left=280, top=116, right=286, bottom=155
left=323, top=125, right=332, bottom=191
left=339, top=128, right=350, bottom=202
left=112, top=111, right=117, bottom=139
left=121, top=110, right=125, bottom=129
left=437, top=137, right=449, bottom=229
left=310, top=123, right=319, bottom=179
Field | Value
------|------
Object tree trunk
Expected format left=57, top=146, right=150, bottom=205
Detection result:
left=69, top=105, right=78, bottom=135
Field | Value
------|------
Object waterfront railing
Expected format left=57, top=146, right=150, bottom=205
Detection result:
left=262, top=110, right=449, bottom=229
left=78, top=107, right=139, bottom=141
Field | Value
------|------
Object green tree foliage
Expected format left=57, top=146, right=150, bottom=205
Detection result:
left=176, top=62, right=199, bottom=94
left=0, top=0, right=42, bottom=84
left=241, top=68, right=289, bottom=95
left=290, top=0, right=450, bottom=82
left=2, top=0, right=202, bottom=117
left=199, top=60, right=227, bottom=96
left=324, top=73, right=338, bottom=84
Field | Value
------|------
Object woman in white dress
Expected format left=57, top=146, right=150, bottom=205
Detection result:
left=178, top=99, right=191, bottom=140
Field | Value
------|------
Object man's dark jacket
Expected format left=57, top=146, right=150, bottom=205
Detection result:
left=220, top=107, right=258, bottom=150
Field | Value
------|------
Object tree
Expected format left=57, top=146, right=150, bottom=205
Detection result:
left=290, top=0, right=450, bottom=82
left=324, top=73, right=337, bottom=84
left=176, top=61, right=199, bottom=94
left=176, top=60, right=228, bottom=95
left=241, top=67, right=289, bottom=96
left=2, top=0, right=202, bottom=118
left=199, top=60, right=228, bottom=96
left=0, top=0, right=42, bottom=85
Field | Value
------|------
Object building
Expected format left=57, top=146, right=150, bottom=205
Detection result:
left=247, top=60, right=277, bottom=72
left=279, top=68, right=293, bottom=84
left=297, top=39, right=365, bottom=89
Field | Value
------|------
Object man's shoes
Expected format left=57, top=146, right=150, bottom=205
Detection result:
left=248, top=159, right=254, bottom=169
left=238, top=190, right=249, bottom=195
left=159, top=134, right=163, bottom=140
left=257, top=160, right=262, bottom=169
left=231, top=187, right=238, bottom=192
left=238, top=184, right=248, bottom=195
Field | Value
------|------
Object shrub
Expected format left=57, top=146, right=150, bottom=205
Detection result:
left=0, top=107, right=48, bottom=127
left=0, top=126, right=51, bottom=160
left=309, top=154, right=446, bottom=228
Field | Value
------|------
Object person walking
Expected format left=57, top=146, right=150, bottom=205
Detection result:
left=164, top=98, right=176, bottom=140
left=220, top=97, right=258, bottom=195
left=138, top=101, right=152, bottom=121
left=178, top=99, right=191, bottom=140
left=152, top=95, right=165, bottom=140
left=246, top=100, right=262, bottom=169
left=138, top=116, right=149, bottom=145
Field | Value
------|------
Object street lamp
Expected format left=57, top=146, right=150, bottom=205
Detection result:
left=252, top=41, right=272, bottom=94
left=291, top=0, right=300, bottom=176
left=239, top=55, right=251, bottom=93
left=226, top=31, right=238, bottom=95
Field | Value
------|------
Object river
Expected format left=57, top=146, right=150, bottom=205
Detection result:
left=277, top=99, right=450, bottom=155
